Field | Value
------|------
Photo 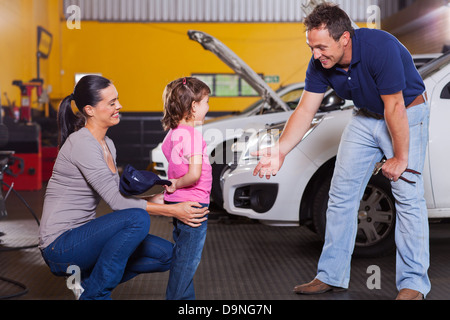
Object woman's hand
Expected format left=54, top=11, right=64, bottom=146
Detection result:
left=172, top=202, right=208, bottom=227
left=145, top=198, right=208, bottom=228
left=142, top=193, right=164, bottom=204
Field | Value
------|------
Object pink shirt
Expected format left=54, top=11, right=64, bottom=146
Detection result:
left=161, top=124, right=212, bottom=204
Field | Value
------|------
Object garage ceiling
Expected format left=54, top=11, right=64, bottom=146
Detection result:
left=63, top=0, right=414, bottom=23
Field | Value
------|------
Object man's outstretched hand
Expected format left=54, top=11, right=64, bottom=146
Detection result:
left=252, top=146, right=286, bottom=180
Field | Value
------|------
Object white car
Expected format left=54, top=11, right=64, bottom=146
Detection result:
left=151, top=29, right=440, bottom=209
left=152, top=30, right=306, bottom=205
left=223, top=51, right=450, bottom=258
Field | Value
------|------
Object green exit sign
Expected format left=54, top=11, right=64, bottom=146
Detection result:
left=264, top=75, right=280, bottom=83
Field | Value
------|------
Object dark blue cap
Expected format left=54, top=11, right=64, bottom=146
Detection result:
left=120, top=164, right=171, bottom=196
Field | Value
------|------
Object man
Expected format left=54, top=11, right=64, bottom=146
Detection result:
left=253, top=3, right=430, bottom=300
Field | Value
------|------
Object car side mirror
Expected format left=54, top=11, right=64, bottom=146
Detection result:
left=319, top=93, right=345, bottom=111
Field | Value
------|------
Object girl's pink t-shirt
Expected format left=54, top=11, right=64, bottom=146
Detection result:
left=161, top=124, right=212, bottom=204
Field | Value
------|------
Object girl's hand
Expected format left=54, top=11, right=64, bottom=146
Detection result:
left=164, top=179, right=178, bottom=193
left=173, top=202, right=208, bottom=227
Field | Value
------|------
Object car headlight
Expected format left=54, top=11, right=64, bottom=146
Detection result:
left=239, top=115, right=324, bottom=163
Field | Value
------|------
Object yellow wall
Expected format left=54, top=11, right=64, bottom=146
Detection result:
left=0, top=0, right=367, bottom=114
left=0, top=0, right=61, bottom=112
left=59, top=22, right=312, bottom=112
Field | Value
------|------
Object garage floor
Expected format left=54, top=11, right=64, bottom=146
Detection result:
left=1, top=186, right=450, bottom=301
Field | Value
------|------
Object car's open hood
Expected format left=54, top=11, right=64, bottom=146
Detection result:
left=186, top=1, right=358, bottom=114
left=188, top=30, right=290, bottom=112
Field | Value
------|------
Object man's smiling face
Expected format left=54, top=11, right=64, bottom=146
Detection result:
left=306, top=26, right=350, bottom=69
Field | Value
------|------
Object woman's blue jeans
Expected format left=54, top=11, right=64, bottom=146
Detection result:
left=316, top=102, right=431, bottom=296
left=165, top=202, right=208, bottom=300
left=41, top=208, right=173, bottom=300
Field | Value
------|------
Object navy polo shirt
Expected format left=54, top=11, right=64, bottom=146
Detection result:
left=305, top=28, right=425, bottom=115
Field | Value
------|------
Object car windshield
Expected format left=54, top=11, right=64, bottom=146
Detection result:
left=241, top=86, right=304, bottom=115
left=420, top=51, right=450, bottom=79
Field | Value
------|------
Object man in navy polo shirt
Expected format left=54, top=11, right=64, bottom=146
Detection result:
left=253, top=3, right=430, bottom=300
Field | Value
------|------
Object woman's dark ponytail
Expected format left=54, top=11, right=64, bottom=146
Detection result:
left=57, top=95, right=85, bottom=147
left=57, top=75, right=112, bottom=148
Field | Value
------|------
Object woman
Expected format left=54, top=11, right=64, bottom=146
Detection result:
left=38, top=75, right=208, bottom=300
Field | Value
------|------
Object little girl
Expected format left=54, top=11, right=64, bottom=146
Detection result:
left=161, top=77, right=212, bottom=300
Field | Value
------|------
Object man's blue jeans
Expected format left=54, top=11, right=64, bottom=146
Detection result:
left=165, top=202, right=208, bottom=300
left=316, top=102, right=431, bottom=296
left=41, top=208, right=173, bottom=300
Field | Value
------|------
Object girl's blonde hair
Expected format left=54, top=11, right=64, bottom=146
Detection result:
left=161, top=77, right=211, bottom=131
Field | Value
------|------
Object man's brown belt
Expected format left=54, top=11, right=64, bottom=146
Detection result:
left=358, top=92, right=427, bottom=120
left=406, top=92, right=427, bottom=109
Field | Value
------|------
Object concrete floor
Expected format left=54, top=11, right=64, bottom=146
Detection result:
left=1, top=186, right=450, bottom=301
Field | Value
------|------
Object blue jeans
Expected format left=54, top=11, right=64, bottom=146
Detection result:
left=41, top=208, right=173, bottom=300
left=316, top=102, right=431, bottom=296
left=165, top=202, right=208, bottom=300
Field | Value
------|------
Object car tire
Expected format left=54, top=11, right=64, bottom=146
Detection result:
left=312, top=172, right=396, bottom=258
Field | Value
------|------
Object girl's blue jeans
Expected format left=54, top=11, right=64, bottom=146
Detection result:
left=316, top=102, right=431, bottom=297
left=164, top=201, right=208, bottom=300
left=41, top=208, right=173, bottom=300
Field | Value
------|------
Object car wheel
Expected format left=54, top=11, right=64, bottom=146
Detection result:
left=312, top=173, right=396, bottom=258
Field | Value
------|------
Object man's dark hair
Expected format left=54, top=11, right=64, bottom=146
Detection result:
left=304, top=2, right=355, bottom=41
